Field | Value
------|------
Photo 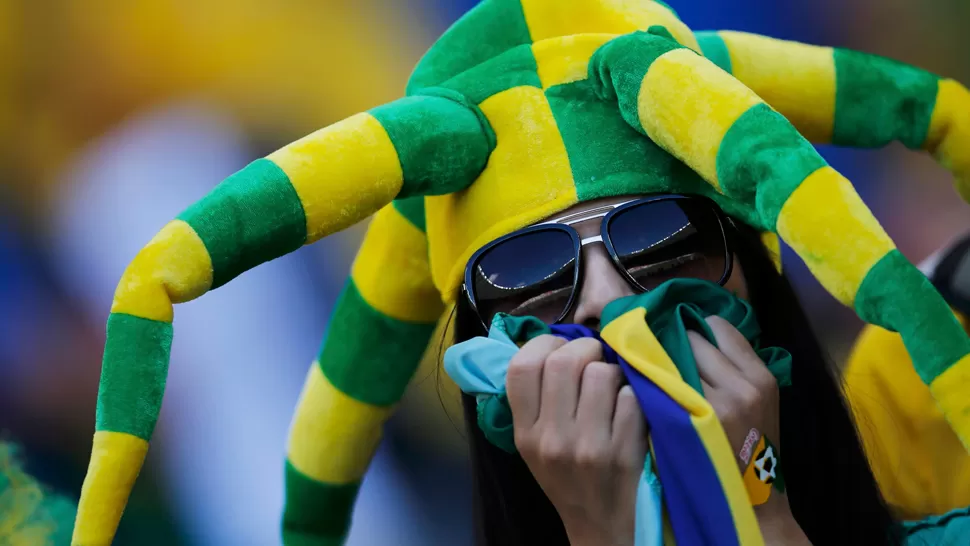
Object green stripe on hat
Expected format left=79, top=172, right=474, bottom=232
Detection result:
left=589, top=30, right=687, bottom=135
left=177, top=158, right=307, bottom=289
left=392, top=196, right=427, bottom=233
left=855, top=249, right=970, bottom=384
left=440, top=44, right=542, bottom=104
left=695, top=31, right=733, bottom=74
left=282, top=460, right=358, bottom=546
left=406, top=0, right=532, bottom=94
left=546, top=79, right=712, bottom=201
left=370, top=94, right=494, bottom=199
left=318, top=279, right=436, bottom=407
left=716, top=103, right=828, bottom=230
left=96, top=313, right=173, bottom=440
left=833, top=48, right=940, bottom=149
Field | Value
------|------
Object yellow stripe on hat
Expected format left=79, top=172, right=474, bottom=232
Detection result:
left=268, top=112, right=404, bottom=244
left=761, top=232, right=783, bottom=273
left=351, top=205, right=443, bottom=323
left=925, top=79, right=970, bottom=202
left=425, top=86, right=577, bottom=301
left=72, top=431, right=149, bottom=546
left=637, top=48, right=763, bottom=191
left=776, top=166, right=895, bottom=306
left=287, top=362, right=393, bottom=485
left=533, top=34, right=615, bottom=88
left=929, top=353, right=970, bottom=452
left=520, top=0, right=699, bottom=52
left=110, top=219, right=213, bottom=323
left=720, top=32, right=836, bottom=143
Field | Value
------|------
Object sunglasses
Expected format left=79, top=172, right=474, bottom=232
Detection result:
left=463, top=195, right=734, bottom=329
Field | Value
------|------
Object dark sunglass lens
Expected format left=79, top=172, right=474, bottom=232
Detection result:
left=472, top=229, right=577, bottom=325
left=608, top=200, right=727, bottom=290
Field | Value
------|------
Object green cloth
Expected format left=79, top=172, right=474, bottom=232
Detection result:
left=600, top=278, right=793, bottom=393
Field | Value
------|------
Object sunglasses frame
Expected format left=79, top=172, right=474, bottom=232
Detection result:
left=463, top=194, right=735, bottom=330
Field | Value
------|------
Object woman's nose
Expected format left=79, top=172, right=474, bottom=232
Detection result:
left=568, top=243, right=636, bottom=329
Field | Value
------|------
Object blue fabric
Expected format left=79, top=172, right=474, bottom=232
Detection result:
left=618, top=339, right=739, bottom=546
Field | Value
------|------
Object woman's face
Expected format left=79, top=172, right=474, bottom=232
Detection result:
left=491, top=195, right=748, bottom=329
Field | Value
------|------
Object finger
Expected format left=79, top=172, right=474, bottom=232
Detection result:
left=507, top=335, right=566, bottom=428
left=688, top=330, right=746, bottom=390
left=701, top=377, right=716, bottom=399
left=575, top=362, right=623, bottom=431
left=704, top=316, right=772, bottom=384
left=540, top=338, right=604, bottom=426
left=612, top=385, right=648, bottom=468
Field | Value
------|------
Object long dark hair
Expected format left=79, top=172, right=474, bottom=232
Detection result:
left=452, top=219, right=902, bottom=545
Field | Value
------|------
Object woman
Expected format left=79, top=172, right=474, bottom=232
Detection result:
left=70, top=2, right=970, bottom=545
left=450, top=194, right=896, bottom=545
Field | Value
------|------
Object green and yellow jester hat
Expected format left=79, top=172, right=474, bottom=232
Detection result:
left=72, top=1, right=970, bottom=544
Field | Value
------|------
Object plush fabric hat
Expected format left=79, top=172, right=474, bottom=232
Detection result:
left=72, top=1, right=970, bottom=544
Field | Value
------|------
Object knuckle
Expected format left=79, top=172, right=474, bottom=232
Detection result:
left=537, top=434, right=570, bottom=464
left=546, top=338, right=601, bottom=369
left=753, top=372, right=778, bottom=393
left=705, top=315, right=730, bottom=329
left=582, top=361, right=619, bottom=384
left=616, top=385, right=638, bottom=411
left=737, top=386, right=763, bottom=412
left=574, top=441, right=609, bottom=468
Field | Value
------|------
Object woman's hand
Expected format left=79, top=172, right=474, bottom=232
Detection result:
left=689, top=316, right=781, bottom=470
left=506, top=335, right=647, bottom=546
left=689, top=316, right=809, bottom=545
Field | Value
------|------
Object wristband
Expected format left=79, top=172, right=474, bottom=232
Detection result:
left=742, top=433, right=784, bottom=506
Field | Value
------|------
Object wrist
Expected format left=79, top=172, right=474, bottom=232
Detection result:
left=755, top=493, right=810, bottom=545
left=563, top=517, right=634, bottom=546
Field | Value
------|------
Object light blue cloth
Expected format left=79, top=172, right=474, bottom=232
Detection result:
left=444, top=318, right=664, bottom=546
left=443, top=319, right=518, bottom=395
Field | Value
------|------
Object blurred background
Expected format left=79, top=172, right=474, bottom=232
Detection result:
left=0, top=0, right=967, bottom=544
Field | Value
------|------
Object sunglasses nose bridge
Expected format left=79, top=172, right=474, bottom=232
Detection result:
left=579, top=234, right=605, bottom=247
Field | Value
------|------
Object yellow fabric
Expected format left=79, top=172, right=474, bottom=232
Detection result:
left=637, top=48, right=763, bottom=191
left=519, top=0, right=699, bottom=52
left=845, top=325, right=970, bottom=519
left=925, top=79, right=970, bottom=203
left=741, top=436, right=771, bottom=506
left=930, top=354, right=970, bottom=452
left=425, top=86, right=577, bottom=302
left=761, top=232, right=783, bottom=273
left=71, top=432, right=149, bottom=546
left=267, top=112, right=404, bottom=244
left=286, top=363, right=393, bottom=485
left=775, top=166, right=895, bottom=306
left=533, top=34, right=615, bottom=88
left=351, top=205, right=444, bottom=323
left=719, top=31, right=836, bottom=143
left=600, top=309, right=764, bottom=545
left=110, top=219, right=213, bottom=323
